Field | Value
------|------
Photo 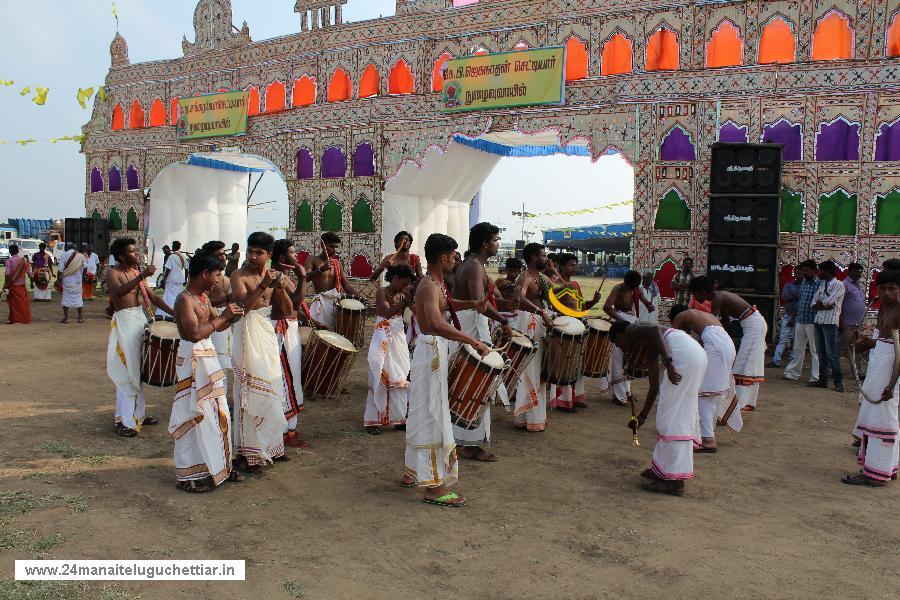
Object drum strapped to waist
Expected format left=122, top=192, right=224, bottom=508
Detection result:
left=301, top=329, right=358, bottom=400
left=448, top=344, right=507, bottom=430
left=624, top=346, right=651, bottom=379
left=582, top=318, right=613, bottom=378
left=141, top=316, right=181, bottom=387
left=542, top=316, right=586, bottom=385
left=333, top=297, right=366, bottom=348
left=299, top=325, right=314, bottom=348
left=492, top=327, right=537, bottom=400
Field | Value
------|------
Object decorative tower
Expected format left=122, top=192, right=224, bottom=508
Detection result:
left=182, top=0, right=250, bottom=57
left=110, top=32, right=130, bottom=68
left=294, top=0, right=348, bottom=31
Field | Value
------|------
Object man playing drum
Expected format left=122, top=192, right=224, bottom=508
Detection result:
left=30, top=242, right=54, bottom=302
left=603, top=271, right=652, bottom=406
left=170, top=251, right=245, bottom=493
left=450, top=223, right=514, bottom=462
left=370, top=230, right=423, bottom=283
left=495, top=257, right=522, bottom=303
left=305, top=231, right=365, bottom=329
left=669, top=304, right=737, bottom=453
left=272, top=238, right=311, bottom=449
left=513, top=243, right=555, bottom=432
left=365, top=264, right=415, bottom=435
left=689, top=276, right=767, bottom=430
left=106, top=237, right=173, bottom=437
left=400, top=233, right=490, bottom=508
left=230, top=232, right=290, bottom=471
left=610, top=320, right=708, bottom=496
left=82, top=244, right=100, bottom=301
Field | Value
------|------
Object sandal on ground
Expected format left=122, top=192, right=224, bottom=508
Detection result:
left=611, top=398, right=629, bottom=407
left=177, top=480, right=211, bottom=494
left=641, top=468, right=661, bottom=480
left=365, top=426, right=382, bottom=435
left=458, top=446, right=497, bottom=463
left=142, top=416, right=159, bottom=426
left=851, top=437, right=861, bottom=448
left=115, top=423, right=138, bottom=437
left=284, top=432, right=309, bottom=448
left=399, top=479, right=416, bottom=488
left=227, top=470, right=245, bottom=483
left=841, top=473, right=886, bottom=487
left=423, top=492, right=466, bottom=507
left=694, top=446, right=718, bottom=454
left=641, top=479, right=685, bottom=496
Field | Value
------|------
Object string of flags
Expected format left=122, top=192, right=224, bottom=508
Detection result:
left=2, top=80, right=106, bottom=108
left=528, top=199, right=634, bottom=218
left=0, top=135, right=85, bottom=147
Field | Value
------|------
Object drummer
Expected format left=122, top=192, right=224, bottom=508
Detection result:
left=544, top=253, right=562, bottom=285
left=451, top=222, right=514, bottom=462
left=495, top=257, right=522, bottom=302
left=305, top=231, right=365, bottom=329
left=603, top=271, right=653, bottom=406
left=200, top=242, right=234, bottom=392
left=549, top=253, right=602, bottom=412
left=105, top=237, right=173, bottom=438
left=369, top=230, right=423, bottom=282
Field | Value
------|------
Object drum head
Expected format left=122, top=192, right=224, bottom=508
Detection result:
left=464, top=345, right=505, bottom=369
left=510, top=332, right=533, bottom=348
left=586, top=318, right=611, bottom=332
left=553, top=316, right=586, bottom=335
left=149, top=320, right=180, bottom=339
left=338, top=298, right=365, bottom=311
left=299, top=326, right=313, bottom=345
left=315, top=330, right=358, bottom=352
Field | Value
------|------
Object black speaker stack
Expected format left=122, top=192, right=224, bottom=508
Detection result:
left=708, top=143, right=783, bottom=342
left=65, top=218, right=110, bottom=258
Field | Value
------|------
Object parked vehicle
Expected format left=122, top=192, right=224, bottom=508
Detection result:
left=0, top=242, right=9, bottom=265
left=9, top=238, right=43, bottom=261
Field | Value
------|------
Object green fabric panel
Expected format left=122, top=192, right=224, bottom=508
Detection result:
left=875, top=191, right=900, bottom=235
left=351, top=198, right=374, bottom=232
left=126, top=208, right=139, bottom=231
left=779, top=188, right=803, bottom=233
left=321, top=198, right=342, bottom=232
left=91, top=209, right=102, bottom=220
left=654, top=189, right=691, bottom=231
left=108, top=207, right=122, bottom=231
left=295, top=201, right=313, bottom=232
left=818, top=190, right=857, bottom=235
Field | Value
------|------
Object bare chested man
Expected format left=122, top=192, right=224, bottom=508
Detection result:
left=370, top=230, right=423, bottom=282
left=603, top=270, right=647, bottom=405
left=401, top=233, right=490, bottom=507
left=495, top=257, right=522, bottom=302
left=689, top=276, right=767, bottom=424
left=106, top=237, right=173, bottom=437
left=669, top=304, right=737, bottom=452
left=305, top=231, right=364, bottom=329
left=200, top=241, right=234, bottom=379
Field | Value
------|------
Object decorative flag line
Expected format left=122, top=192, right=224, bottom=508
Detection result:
left=525, top=199, right=634, bottom=218
left=2, top=81, right=106, bottom=108
left=0, top=135, right=85, bottom=146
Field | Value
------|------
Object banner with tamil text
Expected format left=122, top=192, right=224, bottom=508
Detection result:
left=440, top=47, right=565, bottom=113
left=176, top=91, right=248, bottom=141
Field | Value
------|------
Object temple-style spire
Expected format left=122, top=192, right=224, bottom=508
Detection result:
left=110, top=32, right=130, bottom=68
left=295, top=0, right=348, bottom=31
left=183, top=0, right=250, bottom=57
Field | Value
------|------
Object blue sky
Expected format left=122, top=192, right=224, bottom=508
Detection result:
left=0, top=0, right=633, bottom=240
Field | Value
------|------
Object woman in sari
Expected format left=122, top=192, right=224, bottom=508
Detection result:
left=4, top=245, right=32, bottom=324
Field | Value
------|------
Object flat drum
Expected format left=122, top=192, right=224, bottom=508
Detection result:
left=299, top=325, right=314, bottom=348
left=542, top=316, right=586, bottom=385
left=141, top=317, right=181, bottom=387
left=582, top=318, right=613, bottom=378
left=448, top=345, right=506, bottom=429
left=301, top=329, right=358, bottom=399
left=333, top=297, right=366, bottom=347
left=492, top=327, right=536, bottom=400
left=625, top=345, right=650, bottom=379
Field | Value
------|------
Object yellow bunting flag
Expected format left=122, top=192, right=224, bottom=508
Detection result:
left=76, top=87, right=95, bottom=109
left=19, top=85, right=31, bottom=96
left=0, top=80, right=14, bottom=86
left=32, top=87, right=49, bottom=105
left=97, top=86, right=106, bottom=101
left=16, top=139, right=36, bottom=146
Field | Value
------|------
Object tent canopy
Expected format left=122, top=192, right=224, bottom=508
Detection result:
left=543, top=222, right=633, bottom=252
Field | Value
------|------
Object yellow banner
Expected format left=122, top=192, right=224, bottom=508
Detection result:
left=440, top=47, right=565, bottom=113
left=176, top=91, right=248, bottom=141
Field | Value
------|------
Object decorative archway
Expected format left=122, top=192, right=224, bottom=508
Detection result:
left=758, top=16, right=795, bottom=64
left=706, top=20, right=742, bottom=68
left=327, top=68, right=352, bottom=102
left=812, top=10, right=853, bottom=61
left=601, top=33, right=632, bottom=76
left=292, top=75, right=316, bottom=107
left=359, top=64, right=381, bottom=98
left=388, top=60, right=415, bottom=95
left=564, top=36, right=588, bottom=81
left=646, top=27, right=679, bottom=71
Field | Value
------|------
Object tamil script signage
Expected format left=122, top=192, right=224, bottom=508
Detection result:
left=440, top=47, right=565, bottom=113
left=176, top=91, right=248, bottom=141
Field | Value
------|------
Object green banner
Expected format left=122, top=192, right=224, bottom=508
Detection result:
left=440, top=47, right=566, bottom=113
left=176, top=91, right=248, bottom=141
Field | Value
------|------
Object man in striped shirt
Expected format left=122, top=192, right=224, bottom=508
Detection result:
left=784, top=260, right=821, bottom=383
left=809, top=261, right=845, bottom=392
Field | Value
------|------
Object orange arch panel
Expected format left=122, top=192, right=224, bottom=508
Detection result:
left=889, top=14, right=900, bottom=57
left=327, top=68, right=352, bottom=102
left=128, top=100, right=145, bottom=129
left=292, top=76, right=316, bottom=107
left=646, top=28, right=679, bottom=71
left=148, top=98, right=166, bottom=127
left=265, top=81, right=286, bottom=113
left=388, top=60, right=415, bottom=95
left=601, top=34, right=633, bottom=75
left=111, top=103, right=125, bottom=130
left=812, top=12, right=853, bottom=61
left=246, top=86, right=260, bottom=116
left=758, top=17, right=796, bottom=64
left=706, top=20, right=742, bottom=67
left=565, top=36, right=589, bottom=81
left=359, top=64, right=380, bottom=98
left=432, top=52, right=452, bottom=93
left=170, top=97, right=179, bottom=125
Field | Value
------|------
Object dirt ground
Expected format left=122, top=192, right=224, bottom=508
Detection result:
left=1, top=297, right=898, bottom=600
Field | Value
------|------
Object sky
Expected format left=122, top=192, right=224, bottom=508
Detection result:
left=0, top=0, right=633, bottom=241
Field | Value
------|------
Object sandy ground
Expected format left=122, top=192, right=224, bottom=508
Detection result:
left=1, top=297, right=898, bottom=600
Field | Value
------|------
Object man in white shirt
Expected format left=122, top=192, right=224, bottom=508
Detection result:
left=82, top=245, right=100, bottom=301
left=156, top=240, right=186, bottom=317
left=809, top=260, right=845, bottom=392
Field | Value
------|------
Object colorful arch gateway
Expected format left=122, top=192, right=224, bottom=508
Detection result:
left=84, top=0, right=899, bottom=290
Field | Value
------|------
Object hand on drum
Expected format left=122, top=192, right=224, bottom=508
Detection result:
left=222, top=302, right=244, bottom=320
left=472, top=340, right=491, bottom=357
left=540, top=310, right=554, bottom=329
left=666, top=363, right=682, bottom=385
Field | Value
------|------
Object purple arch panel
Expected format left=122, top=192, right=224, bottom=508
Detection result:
left=718, top=122, right=749, bottom=143
left=297, top=148, right=314, bottom=179
left=322, top=147, right=347, bottom=179
left=353, top=143, right=375, bottom=177
left=108, top=166, right=122, bottom=192
left=90, top=167, right=104, bottom=193
left=126, top=165, right=140, bottom=190
left=762, top=120, right=802, bottom=160
left=815, top=120, right=860, bottom=161
left=659, top=127, right=696, bottom=161
left=874, top=121, right=900, bottom=161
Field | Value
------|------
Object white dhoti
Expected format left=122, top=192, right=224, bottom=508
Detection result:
left=210, top=307, right=232, bottom=401
left=232, top=307, right=288, bottom=466
left=512, top=311, right=547, bottom=431
left=404, top=334, right=458, bottom=488
left=610, top=312, right=637, bottom=401
left=365, top=316, right=410, bottom=426
left=651, top=329, right=707, bottom=481
left=169, top=339, right=232, bottom=486
left=156, top=281, right=183, bottom=317
left=274, top=317, right=304, bottom=434
left=107, top=306, right=148, bottom=430
left=550, top=376, right=585, bottom=410
left=449, top=309, right=493, bottom=446
left=697, top=326, right=736, bottom=439
left=309, top=287, right=341, bottom=329
left=61, top=275, right=83, bottom=308
left=855, top=339, right=900, bottom=482
left=33, top=282, right=51, bottom=301
left=731, top=309, right=768, bottom=416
